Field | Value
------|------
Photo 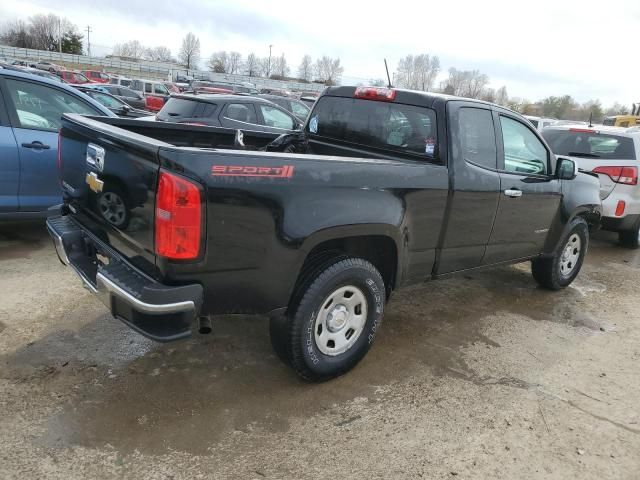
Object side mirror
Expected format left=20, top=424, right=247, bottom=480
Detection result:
left=556, top=157, right=577, bottom=180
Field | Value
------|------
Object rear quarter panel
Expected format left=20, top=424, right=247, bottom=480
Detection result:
left=157, top=149, right=449, bottom=314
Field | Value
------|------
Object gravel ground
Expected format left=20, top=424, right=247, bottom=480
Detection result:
left=1, top=222, right=639, bottom=479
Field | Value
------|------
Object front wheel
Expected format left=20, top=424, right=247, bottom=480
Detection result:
left=273, top=257, right=386, bottom=382
left=532, top=217, right=588, bottom=290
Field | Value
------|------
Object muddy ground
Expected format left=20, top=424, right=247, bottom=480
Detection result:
left=0, top=222, right=639, bottom=479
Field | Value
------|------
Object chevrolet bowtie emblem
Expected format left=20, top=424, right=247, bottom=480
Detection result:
left=86, top=172, right=104, bottom=193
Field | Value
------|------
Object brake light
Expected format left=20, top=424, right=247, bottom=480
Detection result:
left=155, top=171, right=202, bottom=260
left=592, top=166, right=638, bottom=185
left=569, top=128, right=597, bottom=133
left=354, top=86, right=396, bottom=102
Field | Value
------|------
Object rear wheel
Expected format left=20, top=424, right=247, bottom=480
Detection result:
left=271, top=256, right=385, bottom=382
left=532, top=217, right=588, bottom=290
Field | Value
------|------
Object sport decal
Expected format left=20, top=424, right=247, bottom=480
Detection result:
left=212, top=165, right=295, bottom=178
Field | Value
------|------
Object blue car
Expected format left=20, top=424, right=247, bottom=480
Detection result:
left=0, top=69, right=114, bottom=220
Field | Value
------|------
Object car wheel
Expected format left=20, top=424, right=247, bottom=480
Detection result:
left=532, top=217, right=588, bottom=290
left=97, top=186, right=130, bottom=229
left=276, top=256, right=385, bottom=382
left=618, top=221, right=640, bottom=249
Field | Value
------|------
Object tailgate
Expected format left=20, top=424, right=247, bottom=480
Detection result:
left=59, top=113, right=171, bottom=279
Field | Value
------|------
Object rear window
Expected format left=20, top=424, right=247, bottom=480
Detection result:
left=542, top=129, right=636, bottom=160
left=157, top=98, right=200, bottom=121
left=309, top=96, right=438, bottom=161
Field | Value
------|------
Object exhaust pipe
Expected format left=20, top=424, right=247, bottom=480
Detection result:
left=198, top=315, right=212, bottom=334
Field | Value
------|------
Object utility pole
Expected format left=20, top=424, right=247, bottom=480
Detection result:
left=267, top=44, right=273, bottom=78
left=85, top=25, right=92, bottom=57
left=58, top=18, right=62, bottom=53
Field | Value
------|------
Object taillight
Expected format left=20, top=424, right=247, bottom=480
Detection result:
left=569, top=128, right=597, bottom=133
left=592, top=166, right=638, bottom=185
left=155, top=171, right=202, bottom=260
left=354, top=86, right=396, bottom=102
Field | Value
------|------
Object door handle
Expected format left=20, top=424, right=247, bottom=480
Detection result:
left=21, top=141, right=51, bottom=150
left=504, top=189, right=522, bottom=198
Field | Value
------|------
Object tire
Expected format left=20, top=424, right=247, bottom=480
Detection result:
left=532, top=217, right=588, bottom=290
left=96, top=185, right=131, bottom=229
left=618, top=221, right=640, bottom=249
left=278, top=256, right=386, bottom=382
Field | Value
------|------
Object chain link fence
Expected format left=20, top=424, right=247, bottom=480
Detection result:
left=0, top=45, right=325, bottom=93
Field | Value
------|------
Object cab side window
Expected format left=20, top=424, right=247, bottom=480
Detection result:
left=500, top=116, right=548, bottom=175
left=458, top=107, right=497, bottom=169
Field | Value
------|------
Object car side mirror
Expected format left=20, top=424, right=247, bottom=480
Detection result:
left=556, top=157, right=576, bottom=180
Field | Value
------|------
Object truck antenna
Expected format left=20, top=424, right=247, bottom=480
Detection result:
left=589, top=112, right=593, bottom=128
left=384, top=59, right=392, bottom=88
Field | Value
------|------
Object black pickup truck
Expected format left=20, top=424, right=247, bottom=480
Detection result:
left=47, top=86, right=601, bottom=381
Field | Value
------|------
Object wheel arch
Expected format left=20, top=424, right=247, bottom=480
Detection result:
left=290, top=224, right=402, bottom=308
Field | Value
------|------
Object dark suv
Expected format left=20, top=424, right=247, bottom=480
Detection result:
left=155, top=94, right=302, bottom=133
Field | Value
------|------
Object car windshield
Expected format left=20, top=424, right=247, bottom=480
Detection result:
left=73, top=73, right=89, bottom=83
left=309, top=96, right=438, bottom=160
left=542, top=129, right=637, bottom=160
left=89, top=92, right=125, bottom=109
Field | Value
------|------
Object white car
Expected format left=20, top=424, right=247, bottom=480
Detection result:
left=525, top=115, right=557, bottom=132
left=542, top=125, right=640, bottom=247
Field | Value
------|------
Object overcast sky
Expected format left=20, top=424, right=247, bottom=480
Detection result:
left=2, top=0, right=638, bottom=106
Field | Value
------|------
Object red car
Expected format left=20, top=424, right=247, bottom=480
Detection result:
left=82, top=70, right=110, bottom=83
left=58, top=70, right=93, bottom=84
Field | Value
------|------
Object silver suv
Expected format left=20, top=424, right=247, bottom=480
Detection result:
left=543, top=125, right=640, bottom=247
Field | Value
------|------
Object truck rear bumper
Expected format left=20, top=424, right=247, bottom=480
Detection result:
left=47, top=215, right=203, bottom=342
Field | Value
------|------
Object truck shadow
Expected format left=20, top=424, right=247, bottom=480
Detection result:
left=1, top=226, right=634, bottom=456
left=0, top=221, right=48, bottom=261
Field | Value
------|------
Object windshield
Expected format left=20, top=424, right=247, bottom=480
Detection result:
left=542, top=129, right=636, bottom=160
left=309, top=96, right=438, bottom=161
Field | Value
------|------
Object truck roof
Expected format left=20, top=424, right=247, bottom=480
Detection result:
left=323, top=85, right=498, bottom=109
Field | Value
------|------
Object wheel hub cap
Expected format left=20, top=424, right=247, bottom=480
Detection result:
left=326, top=305, right=348, bottom=332
left=314, top=285, right=368, bottom=356
left=559, top=233, right=581, bottom=277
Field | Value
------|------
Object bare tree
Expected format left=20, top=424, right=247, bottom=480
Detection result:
left=258, top=57, right=271, bottom=77
left=208, top=51, right=229, bottom=73
left=144, top=46, right=173, bottom=63
left=314, top=56, right=344, bottom=85
left=440, top=68, right=489, bottom=99
left=245, top=52, right=259, bottom=76
left=113, top=40, right=145, bottom=59
left=178, top=32, right=200, bottom=69
left=273, top=53, right=289, bottom=78
left=228, top=51, right=242, bottom=74
left=2, top=14, right=79, bottom=52
left=495, top=86, right=509, bottom=106
left=395, top=54, right=440, bottom=91
left=298, top=54, right=313, bottom=81
left=0, top=20, right=34, bottom=49
left=604, top=102, right=630, bottom=116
